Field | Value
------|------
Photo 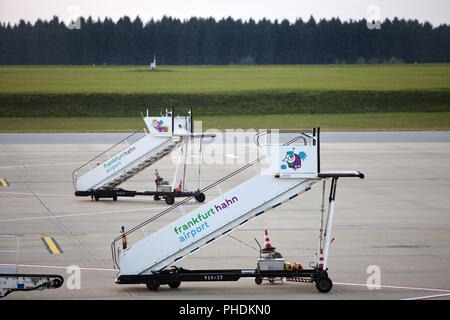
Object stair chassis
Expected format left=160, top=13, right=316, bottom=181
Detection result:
left=116, top=267, right=333, bottom=293
left=75, top=188, right=206, bottom=205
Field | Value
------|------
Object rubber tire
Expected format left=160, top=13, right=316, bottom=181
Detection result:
left=154, top=195, right=161, bottom=201
left=168, top=280, right=181, bottom=289
left=195, top=193, right=206, bottom=203
left=255, top=276, right=263, bottom=285
left=113, top=196, right=117, bottom=201
left=94, top=197, right=99, bottom=201
left=315, top=277, right=333, bottom=293
left=52, top=278, right=63, bottom=288
left=146, top=280, right=160, bottom=291
left=165, top=195, right=175, bottom=205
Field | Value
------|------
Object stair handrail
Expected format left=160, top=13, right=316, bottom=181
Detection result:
left=254, top=129, right=313, bottom=148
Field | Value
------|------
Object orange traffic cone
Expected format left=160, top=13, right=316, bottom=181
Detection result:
left=261, top=229, right=276, bottom=253
left=174, top=180, right=183, bottom=193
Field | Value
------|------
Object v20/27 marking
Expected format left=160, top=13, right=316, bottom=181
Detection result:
left=204, top=275, right=224, bottom=281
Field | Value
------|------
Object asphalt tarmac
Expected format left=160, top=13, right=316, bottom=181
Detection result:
left=0, top=132, right=449, bottom=300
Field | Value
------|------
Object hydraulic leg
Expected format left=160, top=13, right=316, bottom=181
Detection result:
left=311, top=178, right=338, bottom=293
left=323, top=177, right=338, bottom=270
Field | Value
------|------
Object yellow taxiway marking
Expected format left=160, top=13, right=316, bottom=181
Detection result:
left=41, top=237, right=63, bottom=255
left=0, top=178, right=9, bottom=187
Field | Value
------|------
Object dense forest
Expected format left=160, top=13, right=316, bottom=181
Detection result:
left=0, top=15, right=449, bottom=65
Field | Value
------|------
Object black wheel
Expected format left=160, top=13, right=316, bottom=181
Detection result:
left=315, top=277, right=333, bottom=293
left=268, top=278, right=275, bottom=284
left=165, top=194, right=175, bottom=205
left=113, top=196, right=117, bottom=201
left=146, top=280, right=160, bottom=291
left=52, top=278, right=63, bottom=288
left=255, top=276, right=263, bottom=285
left=195, top=193, right=206, bottom=203
left=168, top=280, right=181, bottom=289
left=94, top=196, right=99, bottom=201
left=154, top=195, right=161, bottom=201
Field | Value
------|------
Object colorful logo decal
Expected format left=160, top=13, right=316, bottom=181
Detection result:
left=152, top=119, right=169, bottom=132
left=281, top=149, right=307, bottom=170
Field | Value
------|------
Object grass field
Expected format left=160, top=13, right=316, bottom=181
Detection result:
left=1, top=64, right=450, bottom=94
left=0, top=64, right=449, bottom=131
left=1, top=112, right=449, bottom=132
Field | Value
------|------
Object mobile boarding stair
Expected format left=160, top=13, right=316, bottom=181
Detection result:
left=111, top=128, right=364, bottom=293
left=0, top=235, right=63, bottom=298
left=73, top=109, right=214, bottom=204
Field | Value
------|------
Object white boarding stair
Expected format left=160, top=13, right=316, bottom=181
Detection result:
left=74, top=110, right=193, bottom=192
left=112, top=130, right=363, bottom=277
left=73, top=133, right=182, bottom=192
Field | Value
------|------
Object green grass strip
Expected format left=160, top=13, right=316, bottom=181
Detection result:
left=1, top=90, right=449, bottom=117
left=1, top=112, right=449, bottom=132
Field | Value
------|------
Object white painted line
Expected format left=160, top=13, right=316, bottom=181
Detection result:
left=0, top=162, right=84, bottom=169
left=0, top=191, right=73, bottom=197
left=1, top=158, right=86, bottom=164
left=402, top=293, right=450, bottom=300
left=0, top=264, right=448, bottom=297
left=334, top=281, right=450, bottom=293
left=0, top=263, right=117, bottom=272
left=0, top=204, right=201, bottom=223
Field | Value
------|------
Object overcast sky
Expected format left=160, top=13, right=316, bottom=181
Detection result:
left=1, top=0, right=449, bottom=26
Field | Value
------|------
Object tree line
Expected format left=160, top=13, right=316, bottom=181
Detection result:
left=0, top=15, right=449, bottom=65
